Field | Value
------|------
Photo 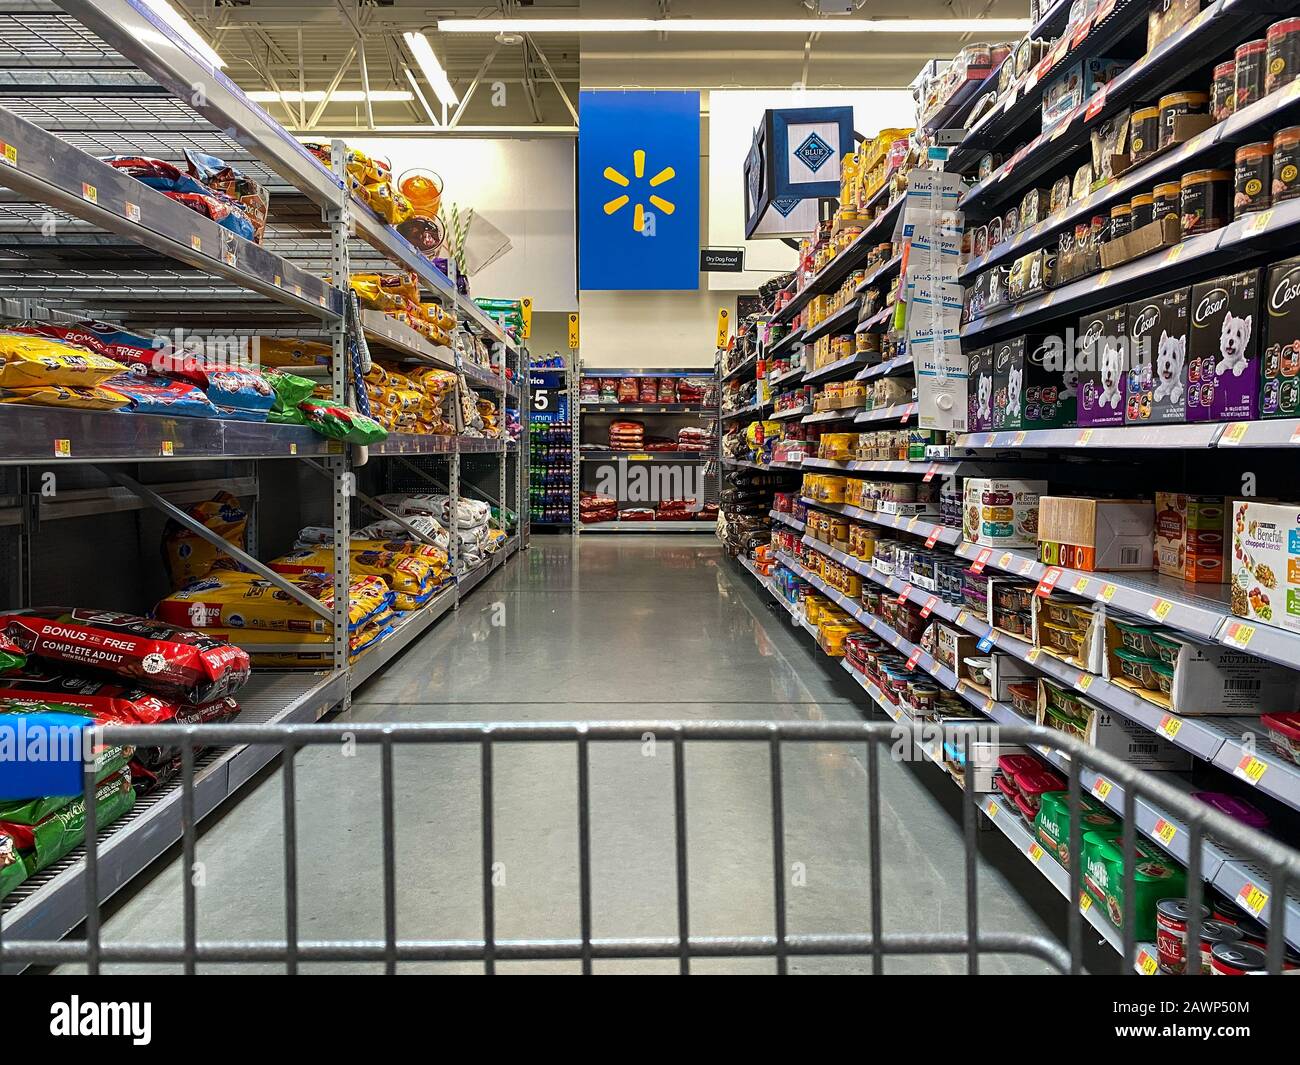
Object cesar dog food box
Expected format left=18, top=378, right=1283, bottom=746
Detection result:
left=1262, top=255, right=1300, bottom=419
left=1125, top=288, right=1190, bottom=424
left=1187, top=269, right=1260, bottom=422
left=1076, top=305, right=1128, bottom=426
left=968, top=346, right=995, bottom=431
left=991, top=335, right=1078, bottom=430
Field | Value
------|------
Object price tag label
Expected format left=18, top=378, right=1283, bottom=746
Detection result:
left=998, top=551, right=1013, bottom=568
left=1079, top=891, right=1093, bottom=914
left=1157, top=714, right=1182, bottom=740
left=1018, top=557, right=1038, bottom=576
left=1164, top=243, right=1185, bottom=265
left=1083, top=85, right=1109, bottom=122
left=1097, top=583, right=1117, bottom=603
left=160, top=441, right=174, bottom=457
left=1249, top=209, right=1274, bottom=234
left=1077, top=428, right=1094, bottom=445
left=190, top=234, right=202, bottom=252
left=1072, top=576, right=1091, bottom=594
left=53, top=438, right=71, bottom=458
left=1035, top=566, right=1064, bottom=597
left=905, top=648, right=922, bottom=671
left=1149, top=598, right=1173, bottom=621
left=1137, top=950, right=1160, bottom=976
left=925, top=529, right=940, bottom=549
left=907, top=516, right=920, bottom=531
left=81, top=182, right=97, bottom=204
left=1071, top=14, right=1093, bottom=48
left=1236, top=882, right=1268, bottom=917
left=125, top=202, right=141, bottom=223
left=0, top=142, right=16, bottom=166
left=1220, top=421, right=1249, bottom=446
left=1013, top=430, right=1026, bottom=445
left=1028, top=842, right=1045, bottom=863
left=896, top=584, right=912, bottom=604
left=956, top=610, right=969, bottom=627
left=976, top=633, right=994, bottom=653
left=923, top=463, right=939, bottom=482
left=1223, top=621, right=1255, bottom=648
left=1154, top=818, right=1178, bottom=845
left=1028, top=647, right=1042, bottom=663
left=1077, top=673, right=1095, bottom=693
left=1050, top=113, right=1075, bottom=141
left=628, top=452, right=651, bottom=460
left=921, top=595, right=938, bottom=619
left=289, top=441, right=298, bottom=456
left=987, top=800, right=999, bottom=818
left=1234, top=753, right=1268, bottom=786
left=1091, top=777, right=1112, bottom=801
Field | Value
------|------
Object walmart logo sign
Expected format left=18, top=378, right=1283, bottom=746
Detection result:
left=579, top=91, right=700, bottom=291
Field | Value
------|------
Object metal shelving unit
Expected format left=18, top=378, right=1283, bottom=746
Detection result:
left=0, top=0, right=527, bottom=965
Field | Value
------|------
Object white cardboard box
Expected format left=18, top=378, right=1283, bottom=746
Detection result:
left=1231, top=500, right=1300, bottom=636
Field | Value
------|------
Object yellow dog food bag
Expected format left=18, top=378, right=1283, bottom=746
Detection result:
left=0, top=334, right=127, bottom=388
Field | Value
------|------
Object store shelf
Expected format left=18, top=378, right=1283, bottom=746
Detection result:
left=857, top=354, right=913, bottom=381
left=769, top=363, right=805, bottom=387
left=854, top=402, right=917, bottom=425
left=803, top=352, right=874, bottom=384
left=460, top=360, right=508, bottom=391
left=770, top=405, right=812, bottom=420
left=350, top=585, right=458, bottom=686
left=770, top=509, right=806, bottom=532
left=801, top=495, right=961, bottom=545
left=458, top=437, right=510, bottom=454
left=801, top=299, right=861, bottom=344
left=771, top=196, right=905, bottom=326
left=721, top=457, right=771, bottom=470
left=765, top=329, right=805, bottom=361
left=855, top=253, right=904, bottom=295
left=361, top=310, right=457, bottom=370
left=855, top=307, right=894, bottom=334
left=722, top=402, right=763, bottom=421
left=580, top=402, right=714, bottom=414
left=366, top=434, right=457, bottom=457
left=0, top=104, right=341, bottom=320
left=956, top=424, right=1226, bottom=450
left=582, top=449, right=714, bottom=463
left=803, top=408, right=864, bottom=424
left=0, top=667, right=348, bottom=971
left=580, top=520, right=716, bottom=533
left=722, top=351, right=758, bottom=383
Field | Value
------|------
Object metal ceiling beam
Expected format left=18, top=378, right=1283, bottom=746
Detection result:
left=448, top=41, right=501, bottom=129
left=528, top=36, right=579, bottom=126
left=304, top=43, right=358, bottom=130
left=402, top=64, right=440, bottom=127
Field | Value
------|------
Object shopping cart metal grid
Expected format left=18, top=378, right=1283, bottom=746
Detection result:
left=3, top=719, right=1298, bottom=975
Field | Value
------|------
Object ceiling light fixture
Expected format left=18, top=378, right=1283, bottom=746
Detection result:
left=435, top=17, right=1032, bottom=34
left=247, top=90, right=414, bottom=103
left=404, top=31, right=460, bottom=106
left=141, top=0, right=226, bottom=68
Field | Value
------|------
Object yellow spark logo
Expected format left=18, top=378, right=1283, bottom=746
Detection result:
left=603, top=149, right=676, bottom=232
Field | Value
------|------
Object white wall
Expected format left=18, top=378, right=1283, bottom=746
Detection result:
left=580, top=290, right=733, bottom=368
left=706, top=89, right=916, bottom=292
left=348, top=136, right=577, bottom=313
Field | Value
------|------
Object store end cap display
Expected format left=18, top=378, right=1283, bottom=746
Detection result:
left=745, top=106, right=854, bottom=240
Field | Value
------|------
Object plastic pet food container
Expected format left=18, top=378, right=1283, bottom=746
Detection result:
left=1260, top=711, right=1300, bottom=765
left=1149, top=631, right=1185, bottom=665
left=1041, top=620, right=1086, bottom=657
left=1151, top=660, right=1174, bottom=695
left=1111, top=618, right=1159, bottom=657
left=1007, top=681, right=1039, bottom=719
left=1114, top=647, right=1162, bottom=690
left=1180, top=168, right=1231, bottom=237
left=1191, top=791, right=1269, bottom=832
left=1014, top=766, right=1066, bottom=815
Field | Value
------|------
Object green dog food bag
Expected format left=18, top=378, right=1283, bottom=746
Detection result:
left=0, top=635, right=23, bottom=673
left=300, top=401, right=388, bottom=444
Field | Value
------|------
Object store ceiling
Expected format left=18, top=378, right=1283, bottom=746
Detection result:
left=175, top=0, right=1025, bottom=131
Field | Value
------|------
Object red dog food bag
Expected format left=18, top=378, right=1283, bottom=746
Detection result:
left=0, top=609, right=250, bottom=704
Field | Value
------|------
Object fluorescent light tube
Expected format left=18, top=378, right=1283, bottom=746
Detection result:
left=248, top=90, right=414, bottom=103
left=436, top=18, right=1033, bottom=34
left=404, top=31, right=460, bottom=107
left=141, top=0, right=226, bottom=68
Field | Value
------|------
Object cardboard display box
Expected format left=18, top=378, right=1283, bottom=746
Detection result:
left=1099, top=214, right=1181, bottom=271
left=1262, top=255, right=1300, bottom=420
left=1126, top=287, right=1190, bottom=425
left=1231, top=499, right=1300, bottom=635
left=1187, top=269, right=1261, bottom=423
left=1077, top=304, right=1128, bottom=426
left=1104, top=617, right=1300, bottom=714
left=963, top=477, right=1047, bottom=549
left=1037, top=680, right=1191, bottom=770
left=1154, top=492, right=1231, bottom=582
left=1037, top=496, right=1155, bottom=572
left=1032, top=595, right=1107, bottom=673
left=994, top=334, right=1078, bottom=431
left=933, top=623, right=978, bottom=673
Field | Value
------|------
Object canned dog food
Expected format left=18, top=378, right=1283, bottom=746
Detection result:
left=1180, top=169, right=1232, bottom=236
left=1004, top=206, right=1019, bottom=235
left=1130, top=105, right=1160, bottom=160
left=1265, top=17, right=1300, bottom=96
left=1131, top=192, right=1154, bottom=230
left=1156, top=899, right=1211, bottom=974
left=1275, top=126, right=1300, bottom=203
left=1159, top=91, right=1208, bottom=149
left=1210, top=941, right=1269, bottom=975
left=1153, top=181, right=1181, bottom=223
left=1109, top=203, right=1132, bottom=241
left=1235, top=39, right=1268, bottom=109
left=1211, top=60, right=1236, bottom=121
left=1235, top=141, right=1272, bottom=215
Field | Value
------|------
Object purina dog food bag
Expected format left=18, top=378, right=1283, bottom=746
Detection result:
left=1187, top=269, right=1261, bottom=422
left=1126, top=288, right=1190, bottom=425
left=1076, top=305, right=1128, bottom=427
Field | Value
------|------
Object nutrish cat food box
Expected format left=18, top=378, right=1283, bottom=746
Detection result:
left=1187, top=269, right=1261, bottom=422
left=1076, top=305, right=1127, bottom=426
left=1126, top=288, right=1190, bottom=424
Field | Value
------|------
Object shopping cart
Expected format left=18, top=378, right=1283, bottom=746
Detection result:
left=3, top=720, right=1298, bottom=975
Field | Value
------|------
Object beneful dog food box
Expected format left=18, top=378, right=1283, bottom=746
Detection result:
left=1262, top=255, right=1300, bottom=419
left=994, top=334, right=1078, bottom=431
left=968, top=346, right=995, bottom=431
left=962, top=477, right=1047, bottom=549
left=1187, top=268, right=1261, bottom=422
left=1154, top=493, right=1232, bottom=583
left=1231, top=499, right=1300, bottom=635
left=1125, top=288, right=1190, bottom=424
left=1076, top=305, right=1128, bottom=426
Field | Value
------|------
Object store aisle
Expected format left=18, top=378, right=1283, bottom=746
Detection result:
left=75, top=537, right=1077, bottom=974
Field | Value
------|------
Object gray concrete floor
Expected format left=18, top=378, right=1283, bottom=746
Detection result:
left=66, top=535, right=1093, bottom=974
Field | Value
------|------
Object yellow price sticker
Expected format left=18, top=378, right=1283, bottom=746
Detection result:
left=1150, top=598, right=1173, bottom=621
left=1164, top=244, right=1185, bottom=264
left=1, top=142, right=15, bottom=166
left=1158, top=714, right=1182, bottom=740
left=1137, top=950, right=1160, bottom=975
left=1154, top=818, right=1178, bottom=845
left=190, top=234, right=202, bottom=252
left=1077, top=674, right=1094, bottom=692
left=1224, top=621, right=1255, bottom=649
left=53, top=438, right=71, bottom=458
left=998, top=552, right=1013, bottom=567
left=1098, top=583, right=1116, bottom=603
left=1097, top=270, right=1112, bottom=287
left=81, top=182, right=97, bottom=204
left=1250, top=210, right=1274, bottom=234
left=1237, top=883, right=1268, bottom=916
left=1079, top=891, right=1093, bottom=914
left=1091, top=777, right=1112, bottom=801
left=1072, top=576, right=1090, bottom=594
left=1028, top=647, right=1041, bottom=663
left=160, top=441, right=174, bottom=457
left=1013, top=430, right=1026, bottom=445
left=289, top=442, right=298, bottom=456
left=1028, top=842, right=1044, bottom=863
left=987, top=800, right=999, bottom=818
left=1234, top=753, right=1268, bottom=786
left=1220, top=421, right=1249, bottom=446
left=1077, top=428, right=1094, bottom=445
left=956, top=610, right=969, bottom=627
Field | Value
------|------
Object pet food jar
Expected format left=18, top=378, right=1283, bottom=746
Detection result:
left=1274, top=126, right=1300, bottom=203
left=1211, top=60, right=1237, bottom=121
left=1158, top=91, right=1208, bottom=149
left=1235, top=39, right=1268, bottom=109
left=1130, top=105, right=1160, bottom=160
left=1180, top=169, right=1231, bottom=237
left=1265, top=17, right=1300, bottom=96
left=1130, top=192, right=1154, bottom=230
left=1234, top=141, right=1272, bottom=215
left=1109, top=202, right=1132, bottom=241
left=1152, top=181, right=1181, bottom=223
